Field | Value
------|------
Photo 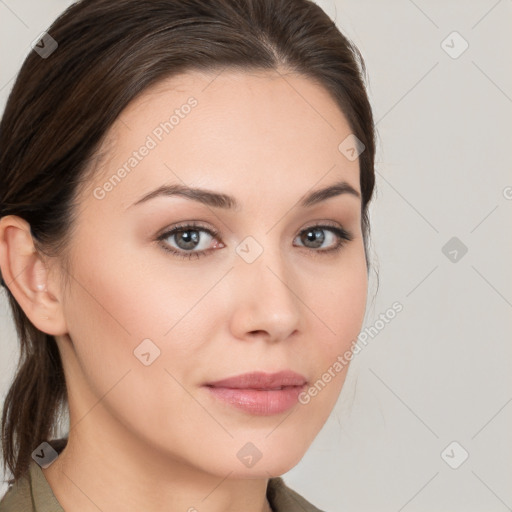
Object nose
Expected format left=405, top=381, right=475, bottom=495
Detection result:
left=228, top=246, right=302, bottom=343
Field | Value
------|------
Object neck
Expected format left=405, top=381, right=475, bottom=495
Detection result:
left=42, top=428, right=273, bottom=512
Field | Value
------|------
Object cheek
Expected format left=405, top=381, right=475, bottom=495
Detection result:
left=299, top=244, right=367, bottom=402
left=56, top=225, right=368, bottom=474
left=61, top=256, right=206, bottom=445
left=61, top=234, right=212, bottom=395
left=307, top=243, right=368, bottom=346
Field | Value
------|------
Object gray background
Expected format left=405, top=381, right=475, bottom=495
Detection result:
left=1, top=0, right=511, bottom=510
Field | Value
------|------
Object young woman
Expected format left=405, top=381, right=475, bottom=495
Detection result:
left=0, top=0, right=376, bottom=510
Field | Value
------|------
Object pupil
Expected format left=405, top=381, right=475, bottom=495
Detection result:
left=305, top=228, right=324, bottom=248
left=178, top=230, right=199, bottom=249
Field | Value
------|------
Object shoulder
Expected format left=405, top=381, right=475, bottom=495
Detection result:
left=267, top=476, right=326, bottom=512
left=0, top=438, right=67, bottom=512
left=0, top=471, right=34, bottom=512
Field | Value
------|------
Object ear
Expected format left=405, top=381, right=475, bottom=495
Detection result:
left=0, top=215, right=68, bottom=336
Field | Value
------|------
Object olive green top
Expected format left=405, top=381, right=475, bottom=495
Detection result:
left=0, top=439, right=324, bottom=512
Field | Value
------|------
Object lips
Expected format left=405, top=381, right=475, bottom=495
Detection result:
left=204, top=370, right=308, bottom=390
left=203, top=371, right=308, bottom=416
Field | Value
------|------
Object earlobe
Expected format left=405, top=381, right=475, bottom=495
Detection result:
left=0, top=215, right=68, bottom=335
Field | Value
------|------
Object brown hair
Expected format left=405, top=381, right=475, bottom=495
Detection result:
left=0, top=0, right=376, bottom=483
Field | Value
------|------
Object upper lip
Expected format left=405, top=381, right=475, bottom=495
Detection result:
left=205, top=371, right=307, bottom=390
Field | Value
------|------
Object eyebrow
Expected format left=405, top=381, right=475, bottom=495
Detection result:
left=129, top=179, right=360, bottom=210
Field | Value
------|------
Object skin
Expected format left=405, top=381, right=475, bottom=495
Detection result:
left=0, top=68, right=368, bottom=512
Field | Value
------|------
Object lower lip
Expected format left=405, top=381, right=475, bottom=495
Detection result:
left=204, top=385, right=306, bottom=415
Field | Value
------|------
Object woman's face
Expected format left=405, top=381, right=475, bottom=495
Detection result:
left=54, top=68, right=368, bottom=477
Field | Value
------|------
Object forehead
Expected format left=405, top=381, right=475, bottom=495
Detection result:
left=81, top=68, right=360, bottom=212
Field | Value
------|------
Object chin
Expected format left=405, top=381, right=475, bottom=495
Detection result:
left=191, top=440, right=308, bottom=480
left=237, top=447, right=307, bottom=479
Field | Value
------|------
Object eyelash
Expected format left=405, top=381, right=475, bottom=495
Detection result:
left=156, top=221, right=353, bottom=260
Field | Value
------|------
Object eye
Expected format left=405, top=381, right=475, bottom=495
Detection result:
left=156, top=221, right=222, bottom=260
left=156, top=221, right=353, bottom=260
left=294, top=223, right=353, bottom=254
